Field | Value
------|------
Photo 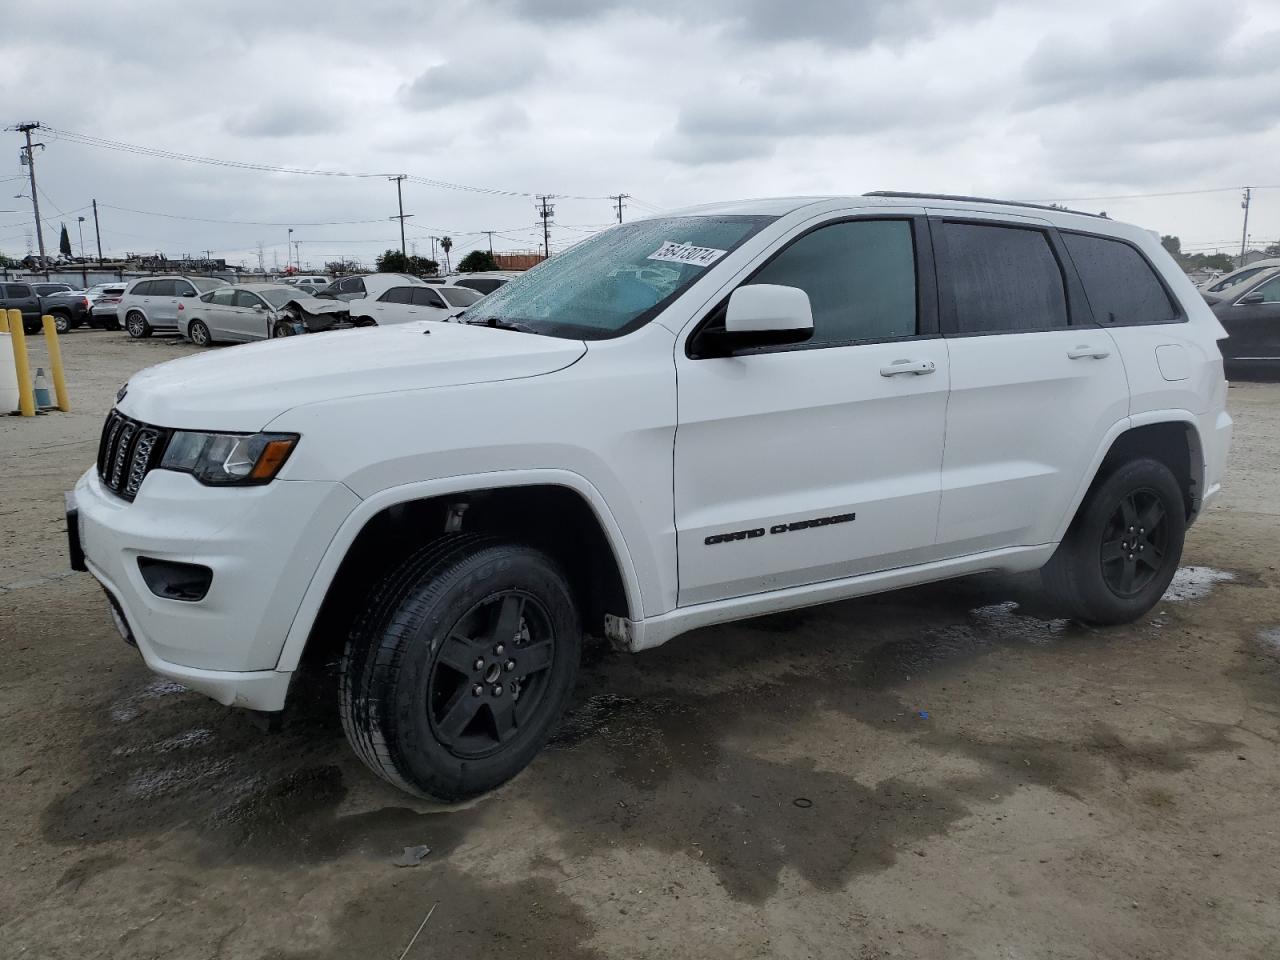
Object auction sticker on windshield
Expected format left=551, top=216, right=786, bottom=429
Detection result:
left=647, top=241, right=728, bottom=268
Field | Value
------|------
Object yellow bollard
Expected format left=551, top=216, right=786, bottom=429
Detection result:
left=7, top=309, right=35, bottom=416
left=40, top=315, right=71, bottom=412
left=0, top=311, right=8, bottom=333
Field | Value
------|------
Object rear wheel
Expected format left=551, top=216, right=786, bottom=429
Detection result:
left=50, top=313, right=71, bottom=334
left=188, top=319, right=212, bottom=347
left=1041, top=458, right=1186, bottom=625
left=125, top=311, right=152, bottom=339
left=340, top=537, right=581, bottom=801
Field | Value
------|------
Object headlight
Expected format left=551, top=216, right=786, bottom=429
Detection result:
left=159, top=431, right=298, bottom=485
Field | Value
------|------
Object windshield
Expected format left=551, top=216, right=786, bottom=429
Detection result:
left=467, top=215, right=774, bottom=339
left=441, top=286, right=482, bottom=308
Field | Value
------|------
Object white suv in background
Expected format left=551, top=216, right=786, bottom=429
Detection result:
left=69, top=193, right=1231, bottom=802
left=118, top=275, right=229, bottom=338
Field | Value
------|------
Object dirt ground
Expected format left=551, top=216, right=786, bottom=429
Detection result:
left=2, top=329, right=1278, bottom=959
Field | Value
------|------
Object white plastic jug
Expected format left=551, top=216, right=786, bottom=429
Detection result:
left=0, top=333, right=19, bottom=414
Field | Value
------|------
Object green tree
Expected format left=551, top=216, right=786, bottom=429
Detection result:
left=59, top=222, right=72, bottom=258
left=440, top=236, right=453, bottom=272
left=375, top=249, right=439, bottom=276
left=457, top=249, right=497, bottom=272
left=1160, top=235, right=1182, bottom=257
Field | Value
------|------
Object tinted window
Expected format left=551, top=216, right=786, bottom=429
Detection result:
left=150, top=279, right=178, bottom=297
left=341, top=277, right=366, bottom=295
left=1063, top=233, right=1178, bottom=325
left=745, top=219, right=917, bottom=345
left=208, top=288, right=235, bottom=306
left=175, top=281, right=198, bottom=297
left=458, top=278, right=502, bottom=294
left=233, top=290, right=264, bottom=308
left=5, top=283, right=33, bottom=297
left=1250, top=275, right=1280, bottom=303
left=130, top=281, right=154, bottom=296
left=940, top=222, right=1068, bottom=333
left=35, top=284, right=71, bottom=295
left=380, top=286, right=414, bottom=304
left=413, top=288, right=448, bottom=308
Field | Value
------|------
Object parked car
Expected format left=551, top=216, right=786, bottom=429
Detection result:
left=39, top=289, right=93, bottom=333
left=178, top=283, right=350, bottom=345
left=117, top=276, right=230, bottom=338
left=363, top=282, right=482, bottom=325
left=1209, top=269, right=1280, bottom=376
left=0, top=281, right=43, bottom=333
left=87, top=282, right=128, bottom=329
left=1199, top=259, right=1280, bottom=297
left=313, top=273, right=428, bottom=325
left=283, top=275, right=329, bottom=292
left=33, top=282, right=76, bottom=297
left=447, top=271, right=519, bottom=295
left=69, top=192, right=1231, bottom=803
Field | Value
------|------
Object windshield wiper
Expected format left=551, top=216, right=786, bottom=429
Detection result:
left=462, top=316, right=538, bottom=333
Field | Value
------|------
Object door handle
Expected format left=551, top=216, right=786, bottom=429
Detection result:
left=1067, top=345, right=1111, bottom=360
left=880, top=359, right=936, bottom=377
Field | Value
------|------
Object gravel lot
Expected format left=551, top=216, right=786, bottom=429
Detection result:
left=2, top=329, right=1278, bottom=959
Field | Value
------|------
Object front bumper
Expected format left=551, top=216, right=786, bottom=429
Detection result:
left=72, top=467, right=360, bottom=710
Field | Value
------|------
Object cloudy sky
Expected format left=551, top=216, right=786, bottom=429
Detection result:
left=1, top=0, right=1277, bottom=270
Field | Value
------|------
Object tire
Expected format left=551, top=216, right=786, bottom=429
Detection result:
left=272, top=319, right=297, bottom=338
left=1041, top=458, right=1186, bottom=625
left=353, top=316, right=376, bottom=327
left=125, top=311, right=152, bottom=339
left=340, top=536, right=582, bottom=801
left=188, top=319, right=212, bottom=346
left=51, top=313, right=71, bottom=335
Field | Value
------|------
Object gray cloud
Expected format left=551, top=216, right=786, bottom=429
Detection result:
left=400, top=51, right=546, bottom=110
left=226, top=104, right=333, bottom=138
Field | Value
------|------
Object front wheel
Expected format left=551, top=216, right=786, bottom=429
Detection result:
left=125, top=311, right=152, bottom=339
left=272, top=318, right=298, bottom=338
left=340, top=537, right=582, bottom=801
left=1041, top=458, right=1186, bottom=625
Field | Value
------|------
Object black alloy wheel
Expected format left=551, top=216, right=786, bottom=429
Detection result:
left=427, top=591, right=555, bottom=759
left=1099, top=488, right=1169, bottom=598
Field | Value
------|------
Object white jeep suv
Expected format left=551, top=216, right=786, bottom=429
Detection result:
left=68, top=193, right=1233, bottom=801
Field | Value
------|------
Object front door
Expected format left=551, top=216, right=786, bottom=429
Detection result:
left=674, top=213, right=951, bottom=606
left=929, top=213, right=1129, bottom=555
left=1216, top=273, right=1280, bottom=368
left=229, top=290, right=269, bottom=340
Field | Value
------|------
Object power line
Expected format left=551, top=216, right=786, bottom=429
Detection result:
left=44, top=125, right=617, bottom=201
left=1037, top=184, right=1280, bottom=203
left=97, top=202, right=390, bottom=227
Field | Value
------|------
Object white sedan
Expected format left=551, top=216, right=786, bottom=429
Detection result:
left=363, top=282, right=483, bottom=325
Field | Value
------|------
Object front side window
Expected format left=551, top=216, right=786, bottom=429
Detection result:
left=468, top=215, right=774, bottom=339
left=1209, top=267, right=1263, bottom=292
left=207, top=288, right=235, bottom=306
left=745, top=219, right=918, bottom=345
left=174, top=281, right=197, bottom=297
left=131, top=281, right=154, bottom=296
left=413, top=288, right=448, bottom=309
left=440, top=287, right=482, bottom=308
left=1247, top=275, right=1280, bottom=303
left=5, top=283, right=33, bottom=297
left=150, top=280, right=177, bottom=297
left=1063, top=232, right=1178, bottom=325
left=939, top=222, right=1068, bottom=334
left=233, top=290, right=264, bottom=308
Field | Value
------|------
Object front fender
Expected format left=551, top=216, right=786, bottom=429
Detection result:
left=272, top=468, right=645, bottom=673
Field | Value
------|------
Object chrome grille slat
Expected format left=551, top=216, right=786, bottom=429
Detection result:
left=96, top=411, right=167, bottom=502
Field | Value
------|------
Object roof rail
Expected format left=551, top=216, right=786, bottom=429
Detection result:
left=863, top=191, right=1106, bottom=219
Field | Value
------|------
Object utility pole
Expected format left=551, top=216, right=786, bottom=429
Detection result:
left=430, top=236, right=438, bottom=262
left=537, top=195, right=555, bottom=259
left=1240, top=187, right=1252, bottom=266
left=293, top=240, right=301, bottom=269
left=92, top=199, right=103, bottom=263
left=256, top=241, right=265, bottom=274
left=389, top=175, right=410, bottom=256
left=610, top=193, right=629, bottom=223
left=10, top=122, right=47, bottom=262
left=287, top=227, right=293, bottom=270
left=483, top=230, right=495, bottom=255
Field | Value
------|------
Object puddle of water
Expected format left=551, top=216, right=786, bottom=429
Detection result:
left=1258, top=627, right=1280, bottom=655
left=1163, top=566, right=1234, bottom=602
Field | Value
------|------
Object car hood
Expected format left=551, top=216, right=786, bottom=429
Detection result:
left=283, top=296, right=347, bottom=314
left=118, top=321, right=586, bottom=431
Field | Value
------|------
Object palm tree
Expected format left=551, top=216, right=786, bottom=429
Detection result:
left=440, top=236, right=453, bottom=273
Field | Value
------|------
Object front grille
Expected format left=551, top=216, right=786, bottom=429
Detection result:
left=97, top=410, right=168, bottom=501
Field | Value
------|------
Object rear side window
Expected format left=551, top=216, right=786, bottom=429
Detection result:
left=5, top=283, right=34, bottom=297
left=939, top=222, right=1068, bottom=333
left=1063, top=233, right=1178, bottom=325
left=380, top=287, right=414, bottom=304
left=746, top=218, right=918, bottom=346
left=150, top=280, right=177, bottom=296
left=130, top=281, right=153, bottom=296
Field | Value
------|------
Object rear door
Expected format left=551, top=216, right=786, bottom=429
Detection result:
left=1215, top=274, right=1280, bottom=368
left=930, top=213, right=1128, bottom=555
left=674, top=211, right=952, bottom=605
left=146, top=279, right=180, bottom=327
left=202, top=287, right=238, bottom=338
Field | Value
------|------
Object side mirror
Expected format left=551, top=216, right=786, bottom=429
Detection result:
left=1239, top=291, right=1266, bottom=305
left=252, top=303, right=265, bottom=311
left=182, top=290, right=197, bottom=297
left=695, top=284, right=814, bottom=357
